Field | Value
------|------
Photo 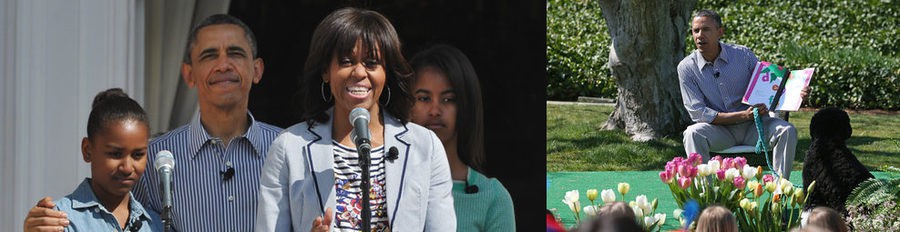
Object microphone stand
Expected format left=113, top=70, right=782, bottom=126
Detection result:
left=357, top=138, right=372, bottom=231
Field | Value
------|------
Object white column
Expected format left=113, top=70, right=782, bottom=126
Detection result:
left=0, top=0, right=144, bottom=231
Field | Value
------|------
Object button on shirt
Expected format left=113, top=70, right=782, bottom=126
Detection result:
left=677, top=42, right=759, bottom=123
left=54, top=178, right=160, bottom=232
left=133, top=113, right=282, bottom=231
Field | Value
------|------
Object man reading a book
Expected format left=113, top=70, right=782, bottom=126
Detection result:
left=676, top=9, right=806, bottom=179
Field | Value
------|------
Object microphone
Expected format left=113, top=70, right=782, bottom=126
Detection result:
left=349, top=107, right=372, bottom=153
left=154, top=150, right=175, bottom=232
left=714, top=71, right=720, bottom=78
left=465, top=180, right=480, bottom=194
left=221, top=167, right=234, bottom=181
left=349, top=107, right=372, bottom=230
left=386, top=147, right=399, bottom=162
left=127, top=219, right=142, bottom=232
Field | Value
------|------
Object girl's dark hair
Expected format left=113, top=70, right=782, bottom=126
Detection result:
left=409, top=44, right=486, bottom=173
left=298, top=7, right=413, bottom=124
left=86, top=88, right=149, bottom=139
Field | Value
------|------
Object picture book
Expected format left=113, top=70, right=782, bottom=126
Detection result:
left=741, top=61, right=814, bottom=111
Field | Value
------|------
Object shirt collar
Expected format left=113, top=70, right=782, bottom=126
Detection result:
left=694, top=41, right=730, bottom=71
left=68, top=178, right=152, bottom=222
left=187, top=112, right=266, bottom=159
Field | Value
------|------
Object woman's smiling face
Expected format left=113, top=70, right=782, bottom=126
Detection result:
left=325, top=40, right=386, bottom=115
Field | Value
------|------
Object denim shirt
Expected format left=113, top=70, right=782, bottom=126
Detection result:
left=54, top=178, right=160, bottom=232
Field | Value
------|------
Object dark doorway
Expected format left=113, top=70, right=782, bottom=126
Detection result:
left=231, top=0, right=546, bottom=229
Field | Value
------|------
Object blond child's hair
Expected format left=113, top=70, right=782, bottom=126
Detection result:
left=806, top=207, right=848, bottom=232
left=696, top=205, right=738, bottom=232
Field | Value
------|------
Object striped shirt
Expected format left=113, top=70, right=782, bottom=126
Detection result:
left=677, top=42, right=760, bottom=123
left=133, top=113, right=282, bottom=232
left=332, top=141, right=389, bottom=232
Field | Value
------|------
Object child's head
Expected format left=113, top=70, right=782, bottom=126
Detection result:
left=409, top=44, right=485, bottom=172
left=572, top=202, right=644, bottom=232
left=82, top=88, right=150, bottom=199
left=696, top=205, right=738, bottom=232
left=599, top=201, right=635, bottom=219
left=806, top=207, right=848, bottom=232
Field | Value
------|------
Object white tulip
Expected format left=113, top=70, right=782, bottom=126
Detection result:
left=562, top=190, right=580, bottom=213
left=601, top=189, right=616, bottom=203
left=564, top=190, right=579, bottom=203
left=742, top=165, right=757, bottom=180
left=673, top=209, right=684, bottom=219
left=697, top=164, right=711, bottom=177
left=635, top=195, right=651, bottom=214
left=584, top=205, right=598, bottom=216
left=644, top=216, right=657, bottom=227
left=655, top=213, right=666, bottom=225
left=725, top=168, right=740, bottom=181
left=707, top=160, right=720, bottom=171
left=632, top=205, right=644, bottom=218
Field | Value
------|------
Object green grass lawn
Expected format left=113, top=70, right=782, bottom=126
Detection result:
left=547, top=103, right=900, bottom=172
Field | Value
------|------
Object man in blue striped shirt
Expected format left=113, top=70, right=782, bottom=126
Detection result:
left=677, top=10, right=803, bottom=179
left=25, top=14, right=282, bottom=232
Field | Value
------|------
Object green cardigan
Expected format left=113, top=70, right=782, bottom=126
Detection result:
left=451, top=167, right=516, bottom=231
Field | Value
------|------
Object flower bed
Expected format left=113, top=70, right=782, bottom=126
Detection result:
left=660, top=153, right=814, bottom=231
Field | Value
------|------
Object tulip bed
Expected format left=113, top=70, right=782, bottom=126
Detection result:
left=546, top=171, right=894, bottom=230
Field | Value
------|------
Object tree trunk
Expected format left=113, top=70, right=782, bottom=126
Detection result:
left=598, top=0, right=695, bottom=141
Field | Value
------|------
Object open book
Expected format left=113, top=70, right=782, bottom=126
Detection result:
left=741, top=61, right=814, bottom=111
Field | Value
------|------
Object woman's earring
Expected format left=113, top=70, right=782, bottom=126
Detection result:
left=380, top=86, right=392, bottom=107
left=321, top=81, right=333, bottom=102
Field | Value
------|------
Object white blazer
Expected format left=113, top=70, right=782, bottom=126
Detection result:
left=255, top=108, right=456, bottom=232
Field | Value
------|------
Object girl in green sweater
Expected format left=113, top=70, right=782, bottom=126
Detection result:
left=409, top=44, right=516, bottom=231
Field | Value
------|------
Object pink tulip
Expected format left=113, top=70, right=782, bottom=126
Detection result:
left=660, top=171, right=674, bottom=183
left=678, top=163, right=690, bottom=178
left=733, top=157, right=747, bottom=169
left=763, top=174, right=774, bottom=183
left=733, top=176, right=746, bottom=189
left=665, top=161, right=677, bottom=175
left=678, top=177, right=692, bottom=189
left=716, top=169, right=726, bottom=181
left=722, top=158, right=733, bottom=170
left=687, top=153, right=702, bottom=165
left=688, top=166, right=698, bottom=178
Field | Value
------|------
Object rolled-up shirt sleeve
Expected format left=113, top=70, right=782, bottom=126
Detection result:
left=677, top=60, right=718, bottom=123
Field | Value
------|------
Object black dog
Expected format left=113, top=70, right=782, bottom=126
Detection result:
left=802, top=107, right=873, bottom=214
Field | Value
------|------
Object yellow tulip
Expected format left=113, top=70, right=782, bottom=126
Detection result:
left=586, top=189, right=599, bottom=202
left=618, top=182, right=631, bottom=196
left=794, top=189, right=805, bottom=205
left=765, top=182, right=777, bottom=193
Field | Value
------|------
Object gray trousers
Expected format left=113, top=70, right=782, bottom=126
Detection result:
left=683, top=117, right=798, bottom=179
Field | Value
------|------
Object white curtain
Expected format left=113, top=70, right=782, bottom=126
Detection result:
left=0, top=0, right=231, bottom=230
left=0, top=0, right=144, bottom=230
left=144, top=0, right=230, bottom=135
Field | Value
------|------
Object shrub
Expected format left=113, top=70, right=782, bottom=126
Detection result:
left=546, top=0, right=615, bottom=101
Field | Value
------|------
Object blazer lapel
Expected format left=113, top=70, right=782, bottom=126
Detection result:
left=306, top=112, right=337, bottom=215
left=383, top=112, right=410, bottom=229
